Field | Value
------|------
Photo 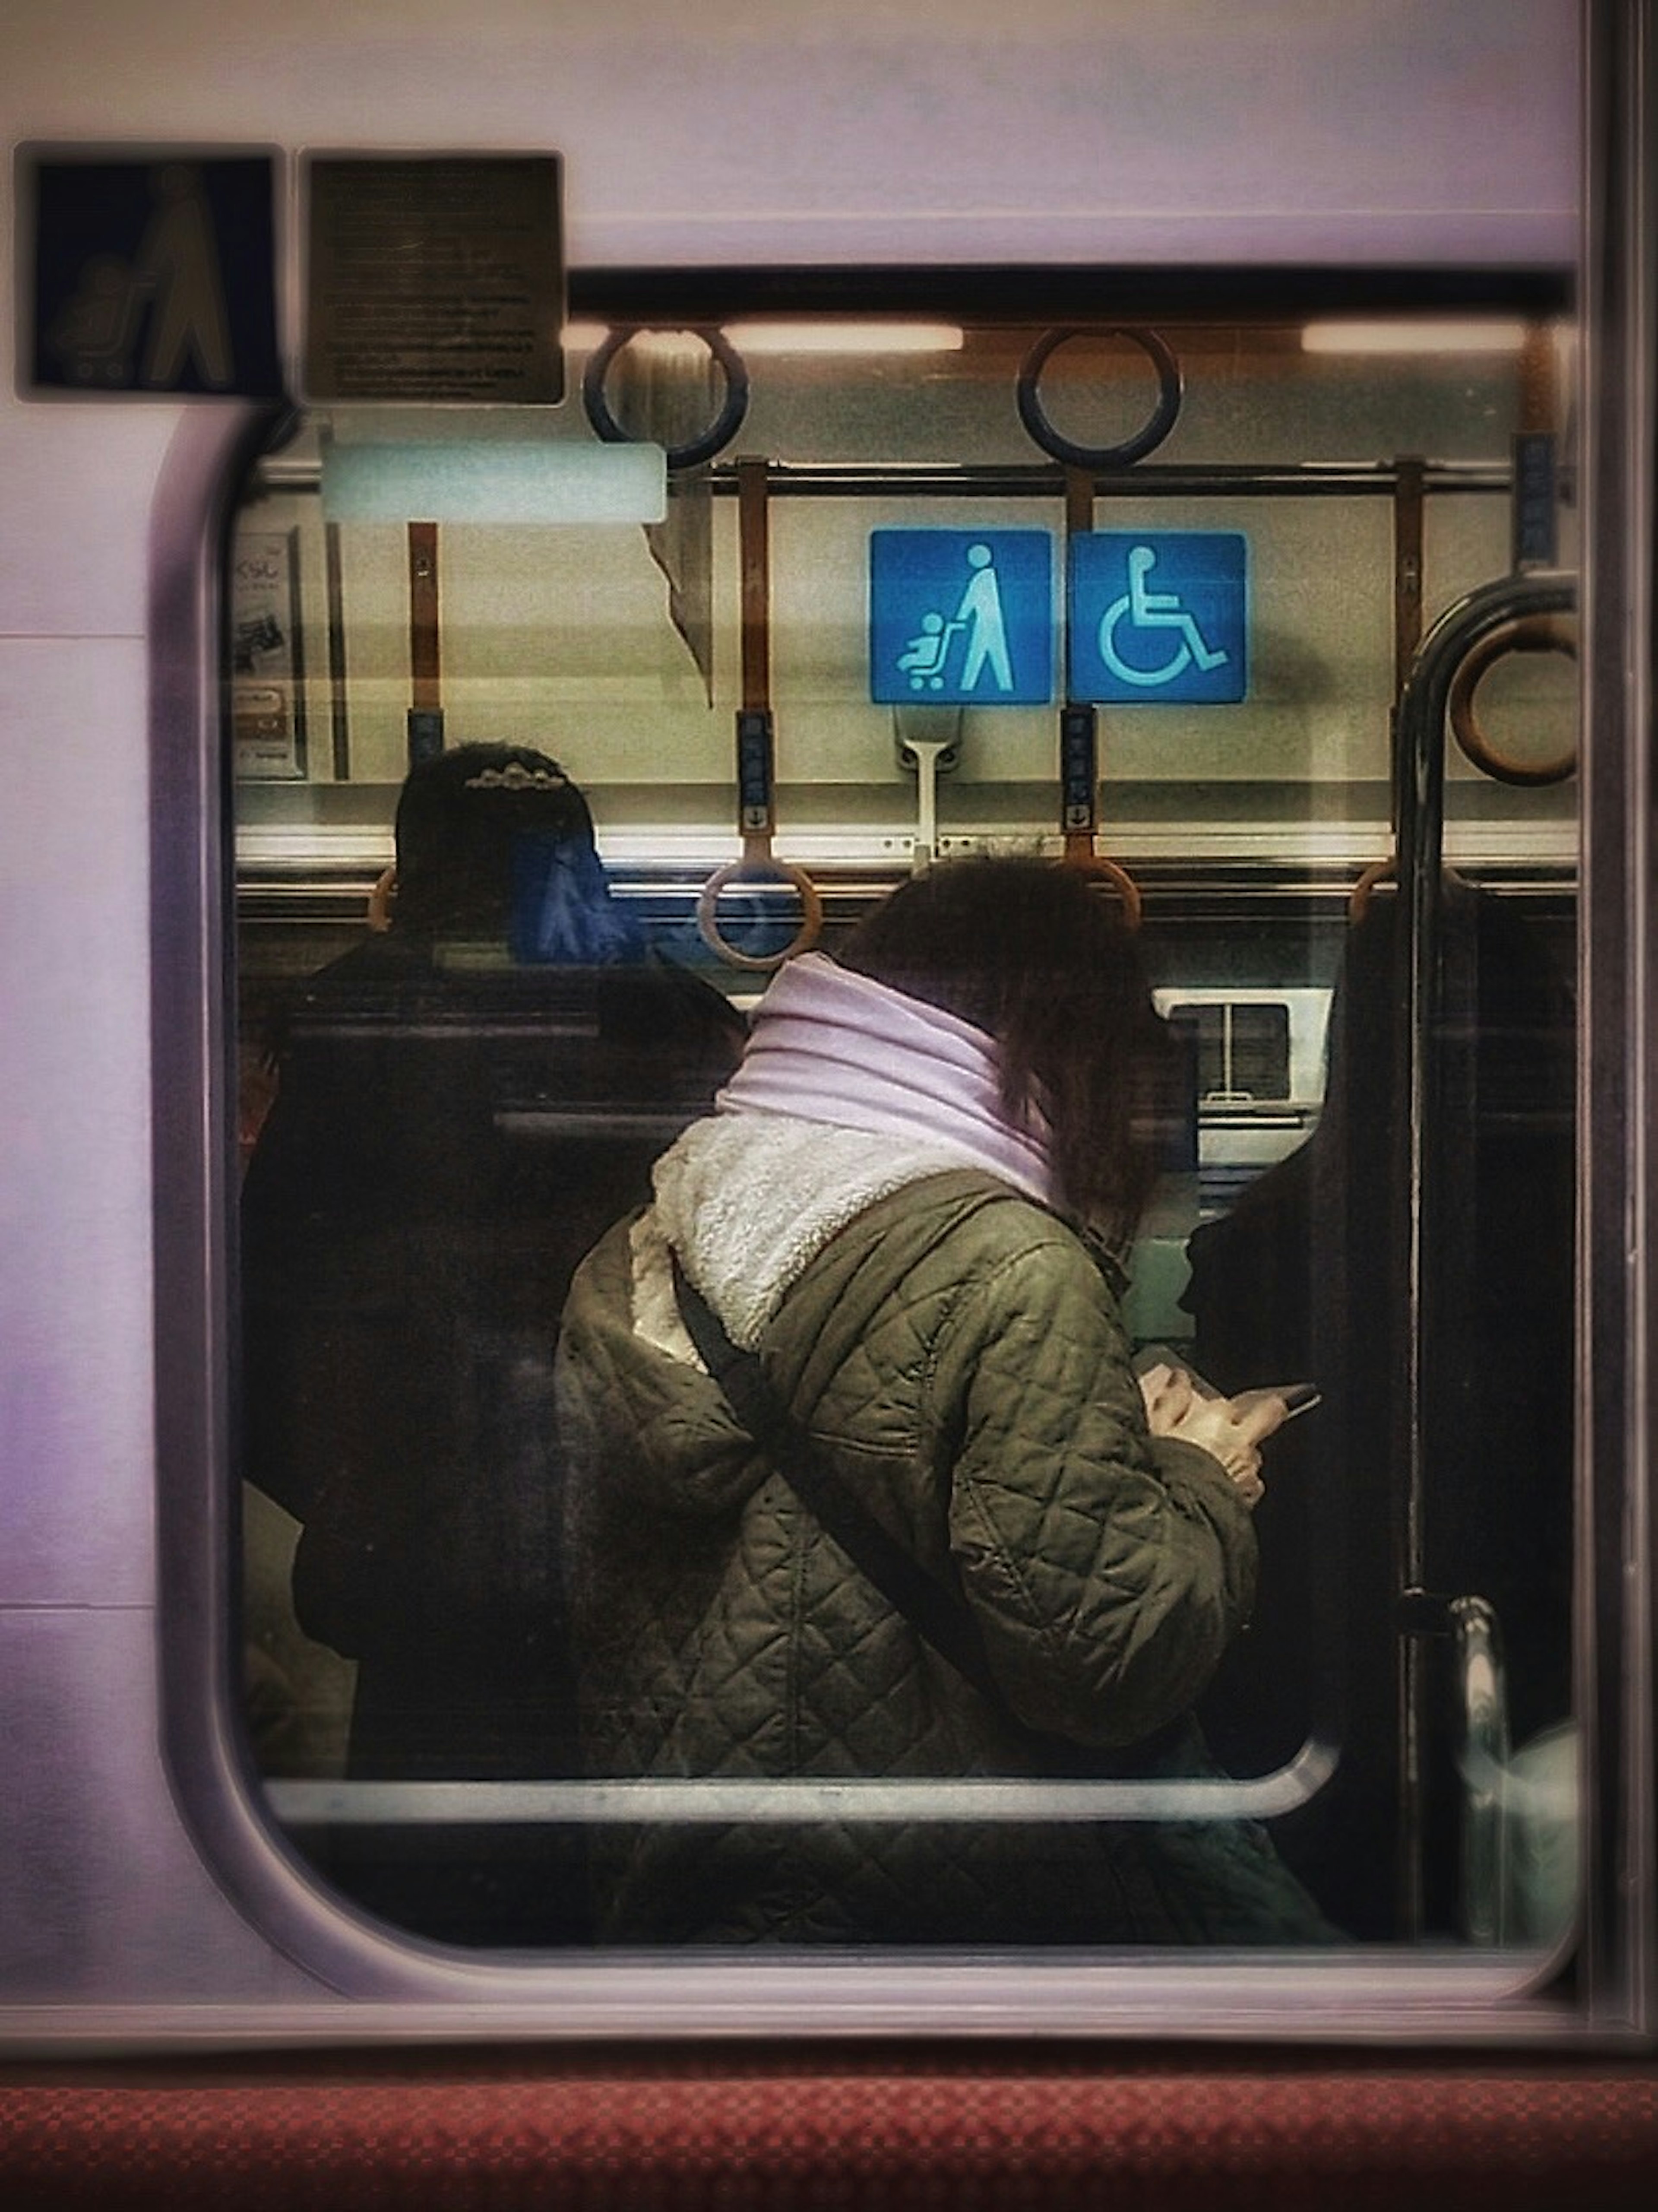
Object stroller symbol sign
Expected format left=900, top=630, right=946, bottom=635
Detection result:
left=24, top=151, right=282, bottom=398
left=870, top=530, right=1053, bottom=706
left=1069, top=531, right=1249, bottom=704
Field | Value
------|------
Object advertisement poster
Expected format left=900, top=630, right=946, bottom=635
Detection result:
left=232, top=529, right=307, bottom=779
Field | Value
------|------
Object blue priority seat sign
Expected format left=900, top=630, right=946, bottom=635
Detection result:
left=870, top=530, right=1053, bottom=706
left=1069, top=531, right=1249, bottom=704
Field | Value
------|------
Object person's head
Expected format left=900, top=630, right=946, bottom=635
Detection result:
left=390, top=742, right=640, bottom=962
left=837, top=855, right=1180, bottom=1242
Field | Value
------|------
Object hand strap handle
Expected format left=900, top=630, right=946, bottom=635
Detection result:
left=696, top=458, right=821, bottom=969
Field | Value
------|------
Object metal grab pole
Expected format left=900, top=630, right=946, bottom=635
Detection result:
left=1389, top=567, right=1576, bottom=1935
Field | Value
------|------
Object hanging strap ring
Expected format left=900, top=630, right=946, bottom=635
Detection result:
left=697, top=858, right=823, bottom=971
left=581, top=326, right=751, bottom=472
left=1017, top=327, right=1183, bottom=470
left=1447, top=616, right=1577, bottom=787
left=1348, top=856, right=1395, bottom=921
left=1061, top=849, right=1144, bottom=929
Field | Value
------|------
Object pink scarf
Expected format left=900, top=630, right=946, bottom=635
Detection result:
left=716, top=952, right=1055, bottom=1206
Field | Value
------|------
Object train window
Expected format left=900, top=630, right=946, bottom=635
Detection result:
left=1164, top=1001, right=1293, bottom=1105
left=226, top=300, right=1584, bottom=1986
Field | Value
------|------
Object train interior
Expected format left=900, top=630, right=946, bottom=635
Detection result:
left=228, top=296, right=1582, bottom=1961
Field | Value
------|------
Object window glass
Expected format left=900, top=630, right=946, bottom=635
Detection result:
left=233, top=310, right=1578, bottom=1956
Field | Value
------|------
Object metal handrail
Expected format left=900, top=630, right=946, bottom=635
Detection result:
left=256, top=452, right=1518, bottom=500
left=1393, top=570, right=1576, bottom=1586
left=1450, top=1594, right=1512, bottom=1946
left=1389, top=569, right=1576, bottom=1935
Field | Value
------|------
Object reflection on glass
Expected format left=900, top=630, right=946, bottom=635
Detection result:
left=232, top=312, right=1577, bottom=1957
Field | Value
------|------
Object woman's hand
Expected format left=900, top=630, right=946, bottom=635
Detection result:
left=1137, top=1360, right=1196, bottom=1433
left=1138, top=1362, right=1288, bottom=1508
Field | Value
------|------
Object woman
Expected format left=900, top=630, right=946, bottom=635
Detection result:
left=556, top=856, right=1335, bottom=1945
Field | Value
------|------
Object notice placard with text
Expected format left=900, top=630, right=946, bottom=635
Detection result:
left=304, top=155, right=563, bottom=405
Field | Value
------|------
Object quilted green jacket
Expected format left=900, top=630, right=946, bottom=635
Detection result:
left=557, top=1146, right=1335, bottom=1946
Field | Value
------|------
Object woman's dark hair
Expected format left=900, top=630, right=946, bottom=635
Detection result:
left=837, top=856, right=1182, bottom=1242
left=392, top=742, right=641, bottom=961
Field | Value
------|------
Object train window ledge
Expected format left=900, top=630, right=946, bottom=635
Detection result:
left=143, top=322, right=1649, bottom=2038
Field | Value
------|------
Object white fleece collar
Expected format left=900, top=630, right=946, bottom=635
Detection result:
left=636, top=1116, right=973, bottom=1360
left=715, top=953, right=1054, bottom=1206
left=631, top=956, right=1060, bottom=1365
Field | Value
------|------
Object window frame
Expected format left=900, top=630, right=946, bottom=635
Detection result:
left=153, top=46, right=1653, bottom=2022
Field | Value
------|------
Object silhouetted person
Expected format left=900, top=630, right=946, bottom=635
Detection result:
left=240, top=747, right=745, bottom=1915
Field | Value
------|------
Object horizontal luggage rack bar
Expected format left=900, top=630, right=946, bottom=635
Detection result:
left=258, top=455, right=1517, bottom=500
left=264, top=1754, right=1335, bottom=1827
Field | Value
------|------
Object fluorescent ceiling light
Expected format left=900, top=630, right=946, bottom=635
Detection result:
left=727, top=321, right=963, bottom=355
left=565, top=320, right=963, bottom=356
left=1301, top=320, right=1529, bottom=355
left=320, top=441, right=667, bottom=523
left=561, top=325, right=703, bottom=357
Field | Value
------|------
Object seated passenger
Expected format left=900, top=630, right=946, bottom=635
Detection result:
left=240, top=745, right=746, bottom=1813
left=556, top=857, right=1339, bottom=1946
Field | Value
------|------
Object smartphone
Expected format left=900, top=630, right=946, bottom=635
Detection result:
left=1275, top=1382, right=1323, bottom=1420
left=1226, top=1381, right=1323, bottom=1423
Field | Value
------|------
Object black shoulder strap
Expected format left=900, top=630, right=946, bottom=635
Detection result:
left=669, top=1252, right=1003, bottom=1706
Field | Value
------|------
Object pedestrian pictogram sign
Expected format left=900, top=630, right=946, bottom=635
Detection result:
left=870, top=530, right=1053, bottom=707
left=1069, top=531, right=1249, bottom=704
left=20, top=149, right=282, bottom=399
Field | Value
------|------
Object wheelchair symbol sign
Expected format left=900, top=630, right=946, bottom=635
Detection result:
left=1069, top=532, right=1248, bottom=704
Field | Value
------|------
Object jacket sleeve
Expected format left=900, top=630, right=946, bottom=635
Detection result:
left=929, top=1226, right=1259, bottom=1747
